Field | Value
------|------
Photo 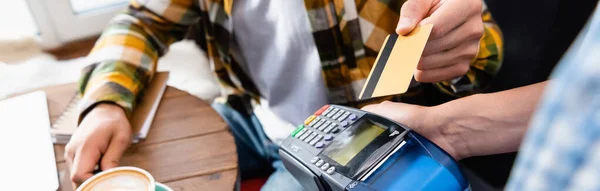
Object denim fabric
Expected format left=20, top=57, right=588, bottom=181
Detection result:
left=212, top=103, right=303, bottom=191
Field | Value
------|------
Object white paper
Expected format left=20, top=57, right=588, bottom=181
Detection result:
left=0, top=91, right=59, bottom=190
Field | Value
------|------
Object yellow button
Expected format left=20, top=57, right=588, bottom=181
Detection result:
left=304, top=115, right=316, bottom=125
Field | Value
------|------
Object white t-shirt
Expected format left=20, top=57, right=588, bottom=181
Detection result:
left=231, top=0, right=328, bottom=144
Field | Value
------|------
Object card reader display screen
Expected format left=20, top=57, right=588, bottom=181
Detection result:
left=323, top=121, right=385, bottom=165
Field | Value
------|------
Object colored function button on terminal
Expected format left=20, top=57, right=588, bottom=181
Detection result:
left=341, top=121, right=349, bottom=127
left=349, top=114, right=357, bottom=120
left=324, top=135, right=333, bottom=141
left=304, top=115, right=316, bottom=125
left=315, top=105, right=330, bottom=115
left=315, top=142, right=325, bottom=148
left=291, top=125, right=305, bottom=137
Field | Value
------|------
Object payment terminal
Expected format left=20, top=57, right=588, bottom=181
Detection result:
left=279, top=105, right=469, bottom=191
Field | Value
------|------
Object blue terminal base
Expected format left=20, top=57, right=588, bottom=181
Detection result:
left=351, top=132, right=470, bottom=191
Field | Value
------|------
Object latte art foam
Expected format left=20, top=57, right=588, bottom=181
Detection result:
left=77, top=167, right=154, bottom=191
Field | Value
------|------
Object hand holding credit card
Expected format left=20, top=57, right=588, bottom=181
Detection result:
left=359, top=24, right=433, bottom=99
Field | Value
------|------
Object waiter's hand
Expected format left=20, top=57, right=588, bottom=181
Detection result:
left=362, top=101, right=466, bottom=160
left=64, top=103, right=132, bottom=187
left=396, top=0, right=484, bottom=82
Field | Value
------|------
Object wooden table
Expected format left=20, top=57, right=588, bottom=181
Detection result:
left=43, top=83, right=238, bottom=191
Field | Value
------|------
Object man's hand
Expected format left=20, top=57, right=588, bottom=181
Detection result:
left=64, top=103, right=132, bottom=187
left=362, top=101, right=467, bottom=160
left=397, top=0, right=484, bottom=82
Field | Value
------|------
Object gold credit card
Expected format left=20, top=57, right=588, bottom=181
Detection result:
left=359, top=24, right=433, bottom=99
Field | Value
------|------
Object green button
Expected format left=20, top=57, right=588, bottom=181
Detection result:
left=291, top=125, right=305, bottom=137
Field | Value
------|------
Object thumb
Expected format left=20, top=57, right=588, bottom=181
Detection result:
left=397, top=0, right=434, bottom=35
left=100, top=133, right=130, bottom=170
left=362, top=101, right=425, bottom=129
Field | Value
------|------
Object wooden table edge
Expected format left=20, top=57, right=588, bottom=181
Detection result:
left=36, top=83, right=239, bottom=191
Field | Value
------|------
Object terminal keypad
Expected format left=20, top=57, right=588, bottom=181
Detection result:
left=294, top=105, right=358, bottom=152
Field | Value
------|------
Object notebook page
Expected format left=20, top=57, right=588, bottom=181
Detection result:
left=0, top=91, right=59, bottom=190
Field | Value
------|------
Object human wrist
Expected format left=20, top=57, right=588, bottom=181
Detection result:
left=95, top=103, right=126, bottom=114
left=85, top=102, right=128, bottom=122
left=428, top=101, right=473, bottom=160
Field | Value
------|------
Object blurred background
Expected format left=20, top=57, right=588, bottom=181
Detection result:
left=0, top=0, right=127, bottom=48
left=1, top=1, right=598, bottom=188
left=0, top=0, right=220, bottom=102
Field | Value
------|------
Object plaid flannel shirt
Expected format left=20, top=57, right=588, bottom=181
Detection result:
left=78, top=0, right=503, bottom=119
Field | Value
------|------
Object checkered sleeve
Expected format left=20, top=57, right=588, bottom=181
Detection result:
left=433, top=5, right=504, bottom=97
left=78, top=0, right=200, bottom=120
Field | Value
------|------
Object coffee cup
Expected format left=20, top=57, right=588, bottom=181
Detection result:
left=76, top=166, right=172, bottom=191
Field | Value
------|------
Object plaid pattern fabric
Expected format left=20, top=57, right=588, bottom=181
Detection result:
left=78, top=0, right=503, bottom=119
left=506, top=5, right=600, bottom=190
left=78, top=0, right=195, bottom=117
left=304, top=0, right=503, bottom=105
left=434, top=9, right=503, bottom=97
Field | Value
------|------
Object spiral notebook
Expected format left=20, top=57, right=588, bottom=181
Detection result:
left=51, top=72, right=169, bottom=144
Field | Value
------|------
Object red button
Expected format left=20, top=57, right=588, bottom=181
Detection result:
left=315, top=105, right=330, bottom=115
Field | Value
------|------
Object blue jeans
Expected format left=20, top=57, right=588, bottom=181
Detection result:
left=212, top=103, right=303, bottom=191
